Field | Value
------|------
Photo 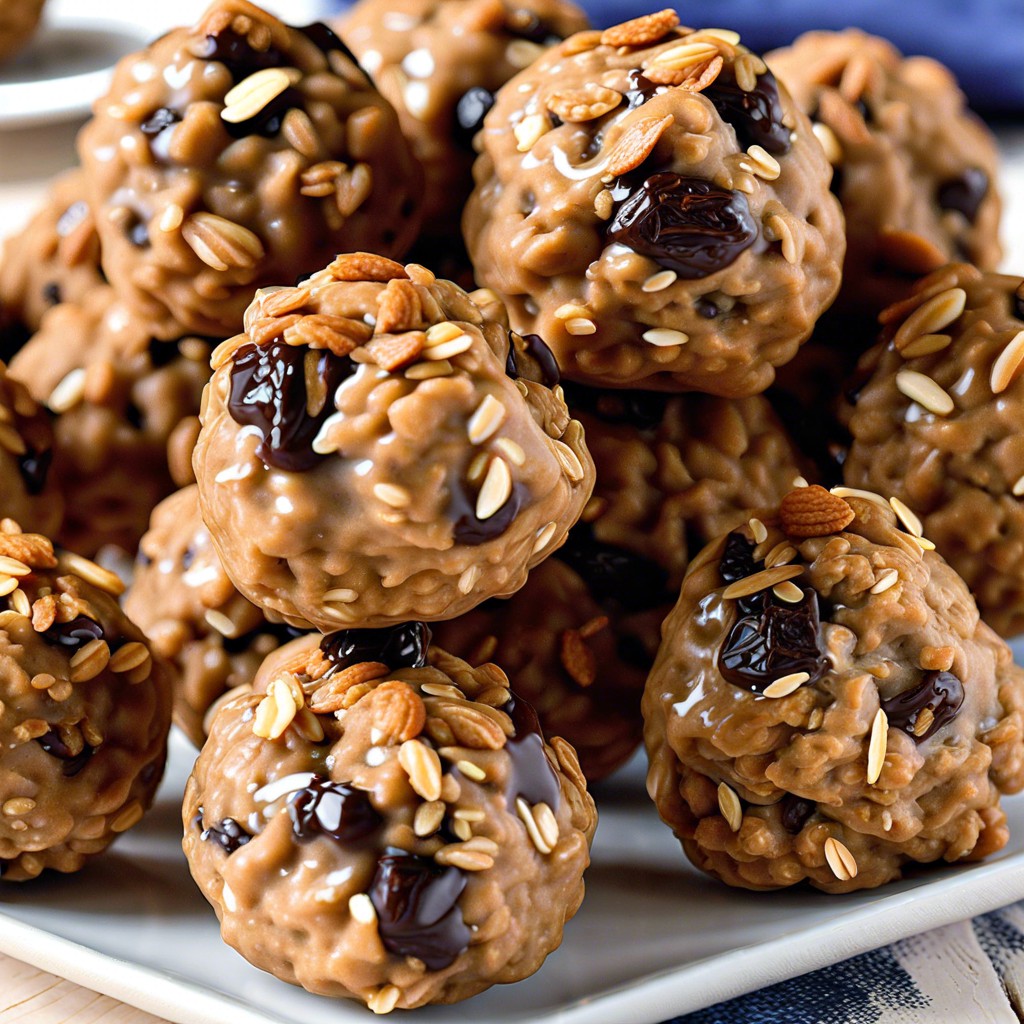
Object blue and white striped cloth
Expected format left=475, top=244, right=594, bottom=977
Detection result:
left=672, top=905, right=1024, bottom=1023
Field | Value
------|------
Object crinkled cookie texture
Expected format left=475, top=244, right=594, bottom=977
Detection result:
left=841, top=264, right=1024, bottom=638
left=126, top=485, right=298, bottom=747
left=0, top=170, right=104, bottom=348
left=9, top=287, right=212, bottom=556
left=77, top=0, right=423, bottom=338
left=193, top=253, right=595, bottom=632
left=463, top=9, right=845, bottom=395
left=435, top=388, right=809, bottom=781
left=768, top=30, right=1001, bottom=316
left=644, top=488, right=1024, bottom=893
left=0, top=522, right=172, bottom=881
left=0, top=360, right=62, bottom=538
left=0, top=0, right=45, bottom=63
left=183, top=628, right=595, bottom=1010
left=339, top=0, right=588, bottom=236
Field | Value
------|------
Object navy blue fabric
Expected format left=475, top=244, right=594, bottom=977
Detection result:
left=322, top=0, right=1024, bottom=110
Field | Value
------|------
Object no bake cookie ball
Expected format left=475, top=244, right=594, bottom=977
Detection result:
left=10, top=288, right=212, bottom=555
left=339, top=0, right=588, bottom=236
left=767, top=30, right=1001, bottom=316
left=0, top=170, right=104, bottom=349
left=126, top=485, right=299, bottom=746
left=463, top=9, right=845, bottom=394
left=0, top=522, right=172, bottom=880
left=0, top=361, right=61, bottom=538
left=841, top=264, right=1024, bottom=637
left=183, top=628, right=596, bottom=1009
left=193, top=253, right=595, bottom=632
left=0, top=0, right=45, bottom=63
left=644, top=486, right=1024, bottom=893
left=77, top=0, right=423, bottom=338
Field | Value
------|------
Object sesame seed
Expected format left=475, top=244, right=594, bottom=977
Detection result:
left=476, top=456, right=513, bottom=521
left=893, top=287, right=966, bottom=352
left=642, top=270, right=678, bottom=293
left=870, top=568, right=899, bottom=594
left=456, top=758, right=487, bottom=782
left=348, top=893, right=377, bottom=924
left=423, top=334, right=472, bottom=361
left=425, top=321, right=463, bottom=345
left=772, top=580, right=804, bottom=603
left=824, top=836, right=858, bottom=881
left=746, top=144, right=781, bottom=180
left=899, top=333, right=952, bottom=359
left=830, top=485, right=889, bottom=508
left=533, top=520, right=558, bottom=555
left=372, top=482, right=412, bottom=508
left=762, top=671, right=810, bottom=698
left=748, top=517, right=768, bottom=544
left=889, top=496, right=923, bottom=537
left=717, top=782, right=742, bottom=832
left=895, top=369, right=954, bottom=415
left=812, top=121, right=842, bottom=163
left=47, top=368, right=86, bottom=414
left=642, top=327, right=689, bottom=347
left=467, top=394, right=507, bottom=444
left=722, top=564, right=802, bottom=600
left=554, top=303, right=589, bottom=320
left=405, top=359, right=453, bottom=379
left=565, top=317, right=597, bottom=336
left=990, top=330, right=1024, bottom=394
left=867, top=708, right=887, bottom=785
left=494, top=437, right=526, bottom=465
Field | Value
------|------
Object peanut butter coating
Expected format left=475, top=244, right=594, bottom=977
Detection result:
left=0, top=525, right=172, bottom=881
left=463, top=13, right=844, bottom=394
left=9, top=288, right=210, bottom=556
left=183, top=636, right=595, bottom=1009
left=842, top=264, right=1024, bottom=637
left=193, top=254, right=594, bottom=631
left=339, top=0, right=589, bottom=236
left=77, top=0, right=423, bottom=338
left=644, top=495, right=1024, bottom=893
left=126, top=485, right=291, bottom=747
left=768, top=30, right=1002, bottom=316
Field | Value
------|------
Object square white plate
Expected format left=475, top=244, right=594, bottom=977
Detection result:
left=5, top=704, right=1024, bottom=1024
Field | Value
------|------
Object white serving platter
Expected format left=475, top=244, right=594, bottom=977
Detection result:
left=5, top=693, right=1024, bottom=1024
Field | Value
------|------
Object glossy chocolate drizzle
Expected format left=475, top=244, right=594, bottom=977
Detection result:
left=369, top=852, right=471, bottom=970
left=227, top=340, right=354, bottom=472
left=320, top=622, right=432, bottom=672
left=608, top=173, right=759, bottom=278
left=881, top=670, right=964, bottom=742
left=505, top=332, right=561, bottom=389
left=716, top=533, right=829, bottom=693
left=704, top=65, right=792, bottom=155
left=198, top=813, right=252, bottom=854
left=36, top=729, right=94, bottom=777
left=623, top=68, right=667, bottom=110
left=937, top=167, right=989, bottom=223
left=287, top=775, right=381, bottom=843
left=42, top=615, right=105, bottom=654
left=504, top=694, right=561, bottom=810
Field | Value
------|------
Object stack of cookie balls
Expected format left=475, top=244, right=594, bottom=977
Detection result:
left=2, top=0, right=1024, bottom=1009
left=177, top=252, right=598, bottom=1011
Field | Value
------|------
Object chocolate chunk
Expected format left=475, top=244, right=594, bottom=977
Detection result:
left=556, top=523, right=671, bottom=613
left=199, top=815, right=252, bottom=854
left=36, top=729, right=94, bottom=777
left=608, top=174, right=759, bottom=279
left=320, top=622, right=432, bottom=672
left=704, top=66, right=792, bottom=155
left=18, top=446, right=52, bottom=496
left=55, top=201, right=89, bottom=238
left=718, top=589, right=829, bottom=694
left=780, top=794, right=815, bottom=833
left=719, top=531, right=762, bottom=585
left=42, top=615, right=105, bottom=654
left=194, top=27, right=284, bottom=82
left=42, top=282, right=61, bottom=307
left=881, top=670, right=964, bottom=741
left=227, top=340, right=354, bottom=472
left=937, top=168, right=989, bottom=223
left=450, top=478, right=524, bottom=545
left=369, top=852, right=471, bottom=970
left=623, top=68, right=666, bottom=110
left=504, top=694, right=561, bottom=810
left=1013, top=283, right=1024, bottom=323
left=505, top=331, right=560, bottom=388
left=287, top=775, right=381, bottom=843
left=140, top=107, right=182, bottom=137
left=455, top=87, right=495, bottom=146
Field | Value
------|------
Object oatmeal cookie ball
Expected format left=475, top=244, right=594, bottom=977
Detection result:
left=10, top=288, right=212, bottom=555
left=841, top=264, right=1024, bottom=638
left=0, top=522, right=172, bottom=880
left=0, top=0, right=45, bottom=63
left=644, top=486, right=1024, bottom=893
left=126, top=485, right=299, bottom=747
left=77, top=0, right=423, bottom=339
left=339, top=0, right=588, bottom=237
left=767, top=30, right=1001, bottom=316
left=436, top=387, right=809, bottom=780
left=463, top=9, right=845, bottom=395
left=0, top=361, right=61, bottom=538
left=0, top=170, right=104, bottom=347
left=194, top=253, right=595, bottom=632
left=183, top=627, right=595, bottom=1009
